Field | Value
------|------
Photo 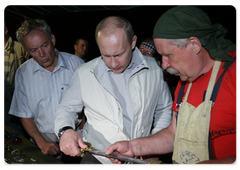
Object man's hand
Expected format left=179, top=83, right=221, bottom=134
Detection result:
left=59, top=129, right=87, bottom=157
left=19, top=118, right=60, bottom=156
left=105, top=141, right=135, bottom=164
left=40, top=141, right=60, bottom=155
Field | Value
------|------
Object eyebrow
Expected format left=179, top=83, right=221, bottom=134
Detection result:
left=28, top=47, right=37, bottom=52
left=160, top=52, right=171, bottom=56
left=102, top=50, right=125, bottom=57
left=113, top=51, right=125, bottom=57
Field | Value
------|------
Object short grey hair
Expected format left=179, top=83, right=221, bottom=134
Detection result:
left=16, top=19, right=52, bottom=45
left=169, top=38, right=189, bottom=49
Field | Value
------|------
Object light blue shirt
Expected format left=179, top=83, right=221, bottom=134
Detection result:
left=9, top=50, right=84, bottom=133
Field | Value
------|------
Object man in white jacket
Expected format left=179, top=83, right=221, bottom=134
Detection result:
left=54, top=16, right=172, bottom=163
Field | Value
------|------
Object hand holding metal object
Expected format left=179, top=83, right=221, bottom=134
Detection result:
left=79, top=142, right=95, bottom=157
left=79, top=142, right=162, bottom=164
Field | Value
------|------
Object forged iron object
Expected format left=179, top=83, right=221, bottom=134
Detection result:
left=79, top=142, right=162, bottom=164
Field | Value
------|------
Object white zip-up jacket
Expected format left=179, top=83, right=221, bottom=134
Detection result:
left=54, top=48, right=172, bottom=161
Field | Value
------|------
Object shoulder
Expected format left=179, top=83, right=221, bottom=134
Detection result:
left=228, top=59, right=235, bottom=73
left=15, top=58, right=34, bottom=76
left=59, top=52, right=84, bottom=71
left=12, top=40, right=24, bottom=50
left=134, top=48, right=161, bottom=71
left=76, top=57, right=101, bottom=72
left=220, top=59, right=236, bottom=85
left=60, top=52, right=84, bottom=63
left=142, top=55, right=163, bottom=74
left=12, top=41, right=29, bottom=60
left=135, top=47, right=161, bottom=70
left=144, top=55, right=159, bottom=65
left=222, top=60, right=236, bottom=89
left=225, top=51, right=236, bottom=80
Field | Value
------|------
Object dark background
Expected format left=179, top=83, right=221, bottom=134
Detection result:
left=5, top=5, right=236, bottom=61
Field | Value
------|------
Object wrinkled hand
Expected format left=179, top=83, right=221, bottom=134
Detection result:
left=40, top=141, right=60, bottom=155
left=105, top=141, right=135, bottom=164
left=59, top=129, right=87, bottom=157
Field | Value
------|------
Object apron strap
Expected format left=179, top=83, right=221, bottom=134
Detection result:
left=175, top=81, right=187, bottom=123
left=208, top=131, right=214, bottom=160
left=210, top=57, right=236, bottom=105
left=208, top=57, right=236, bottom=160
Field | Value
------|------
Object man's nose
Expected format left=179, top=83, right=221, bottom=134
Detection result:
left=161, top=56, right=170, bottom=69
left=111, top=57, right=118, bottom=68
left=38, top=48, right=45, bottom=57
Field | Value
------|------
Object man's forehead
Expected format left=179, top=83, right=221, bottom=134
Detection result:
left=99, top=27, right=124, bottom=37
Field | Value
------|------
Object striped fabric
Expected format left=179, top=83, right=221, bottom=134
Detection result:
left=4, top=50, right=11, bottom=82
left=9, top=50, right=84, bottom=133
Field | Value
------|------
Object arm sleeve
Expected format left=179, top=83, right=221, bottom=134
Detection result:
left=9, top=68, right=32, bottom=118
left=54, top=67, right=84, bottom=136
left=151, top=76, right=173, bottom=135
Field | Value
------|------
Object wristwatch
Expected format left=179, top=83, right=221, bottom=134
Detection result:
left=58, top=126, right=73, bottom=138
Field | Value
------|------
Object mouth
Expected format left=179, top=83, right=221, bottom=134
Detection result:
left=42, top=58, right=49, bottom=63
left=112, top=67, right=124, bottom=73
left=112, top=69, right=122, bottom=73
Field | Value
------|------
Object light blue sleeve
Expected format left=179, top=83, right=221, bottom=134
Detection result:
left=8, top=65, right=32, bottom=118
left=54, top=67, right=84, bottom=137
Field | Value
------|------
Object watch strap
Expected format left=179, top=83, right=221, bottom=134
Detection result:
left=58, top=126, right=73, bottom=138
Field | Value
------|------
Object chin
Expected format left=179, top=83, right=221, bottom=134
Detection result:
left=112, top=68, right=124, bottom=73
left=113, top=70, right=123, bottom=74
left=180, top=76, right=189, bottom=82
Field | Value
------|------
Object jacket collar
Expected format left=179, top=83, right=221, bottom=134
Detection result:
left=91, top=47, right=149, bottom=77
left=89, top=48, right=149, bottom=97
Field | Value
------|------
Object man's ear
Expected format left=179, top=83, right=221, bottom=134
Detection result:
left=51, top=34, right=56, bottom=46
left=189, top=37, right=202, bottom=54
left=131, top=35, right=137, bottom=49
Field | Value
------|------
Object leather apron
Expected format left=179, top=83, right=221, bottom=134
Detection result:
left=172, top=60, right=221, bottom=164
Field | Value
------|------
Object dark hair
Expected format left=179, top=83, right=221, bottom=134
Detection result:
left=75, top=37, right=88, bottom=45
